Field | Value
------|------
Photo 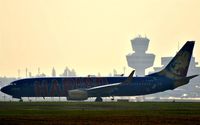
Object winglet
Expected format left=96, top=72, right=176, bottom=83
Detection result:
left=123, top=70, right=135, bottom=84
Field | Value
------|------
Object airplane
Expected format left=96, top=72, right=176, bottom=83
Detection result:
left=0, top=41, right=198, bottom=102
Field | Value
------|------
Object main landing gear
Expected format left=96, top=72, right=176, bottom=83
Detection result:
left=111, top=96, right=114, bottom=101
left=95, top=97, right=103, bottom=102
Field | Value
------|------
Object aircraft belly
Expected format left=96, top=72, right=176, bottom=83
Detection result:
left=112, top=81, right=173, bottom=96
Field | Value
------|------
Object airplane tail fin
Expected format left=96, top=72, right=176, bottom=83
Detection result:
left=150, top=41, right=195, bottom=79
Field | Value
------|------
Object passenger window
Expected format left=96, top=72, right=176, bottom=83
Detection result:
left=11, top=82, right=16, bottom=85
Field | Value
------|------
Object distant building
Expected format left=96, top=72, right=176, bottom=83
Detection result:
left=52, top=67, right=56, bottom=77
left=60, top=67, right=76, bottom=77
left=126, top=36, right=155, bottom=76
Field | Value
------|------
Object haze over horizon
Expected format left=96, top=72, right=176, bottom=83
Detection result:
left=0, top=0, right=200, bottom=77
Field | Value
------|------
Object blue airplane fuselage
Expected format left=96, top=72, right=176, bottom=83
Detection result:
left=2, top=76, right=175, bottom=99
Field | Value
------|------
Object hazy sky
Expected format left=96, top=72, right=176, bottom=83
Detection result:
left=0, top=0, right=199, bottom=77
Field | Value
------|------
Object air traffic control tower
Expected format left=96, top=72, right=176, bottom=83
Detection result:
left=126, top=36, right=155, bottom=76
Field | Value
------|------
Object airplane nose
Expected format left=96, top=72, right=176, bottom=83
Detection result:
left=1, top=86, right=6, bottom=93
left=1, top=86, right=11, bottom=95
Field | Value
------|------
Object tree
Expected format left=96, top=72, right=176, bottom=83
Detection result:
left=71, top=69, right=76, bottom=76
left=113, top=69, right=117, bottom=76
left=28, top=72, right=32, bottom=77
left=40, top=73, right=46, bottom=77
left=97, top=72, right=101, bottom=77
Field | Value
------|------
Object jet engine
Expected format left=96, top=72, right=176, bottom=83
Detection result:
left=67, top=89, right=88, bottom=100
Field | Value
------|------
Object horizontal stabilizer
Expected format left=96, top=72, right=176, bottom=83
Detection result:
left=187, top=75, right=199, bottom=80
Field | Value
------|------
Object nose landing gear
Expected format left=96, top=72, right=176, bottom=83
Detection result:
left=95, top=97, right=103, bottom=102
left=19, top=98, right=23, bottom=102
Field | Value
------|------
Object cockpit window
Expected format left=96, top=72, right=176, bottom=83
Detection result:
left=11, top=82, right=16, bottom=85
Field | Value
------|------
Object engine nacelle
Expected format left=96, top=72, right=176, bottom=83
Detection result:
left=67, top=89, right=88, bottom=100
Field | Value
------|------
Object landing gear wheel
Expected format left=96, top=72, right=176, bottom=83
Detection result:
left=19, top=98, right=23, bottom=102
left=111, top=96, right=114, bottom=101
left=95, top=97, right=103, bottom=102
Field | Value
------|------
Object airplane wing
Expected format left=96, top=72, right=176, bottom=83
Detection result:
left=67, top=70, right=135, bottom=100
left=86, top=70, right=135, bottom=96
